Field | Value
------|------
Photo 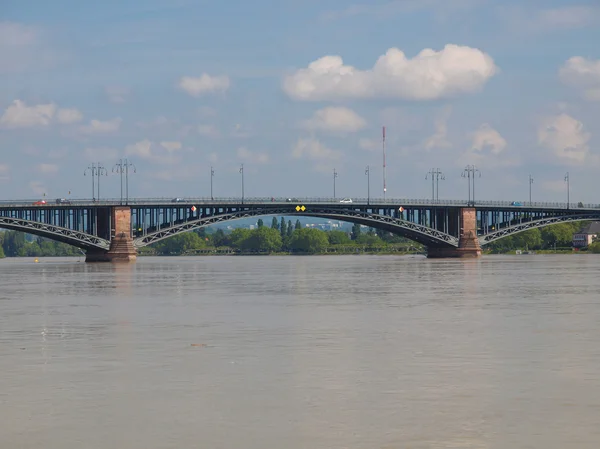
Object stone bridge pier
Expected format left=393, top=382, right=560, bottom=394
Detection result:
left=427, top=207, right=482, bottom=258
left=86, top=206, right=137, bottom=262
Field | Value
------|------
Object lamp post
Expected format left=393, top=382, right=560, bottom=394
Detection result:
left=84, top=162, right=105, bottom=201
left=365, top=165, right=370, bottom=205
left=461, top=165, right=481, bottom=206
left=210, top=166, right=215, bottom=200
left=529, top=174, right=534, bottom=205
left=565, top=172, right=570, bottom=209
left=239, top=164, right=244, bottom=204
left=112, top=159, right=136, bottom=205
left=96, top=163, right=107, bottom=201
left=426, top=168, right=445, bottom=202
left=333, top=168, right=338, bottom=199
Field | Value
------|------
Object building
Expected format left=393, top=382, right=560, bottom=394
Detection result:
left=572, top=222, right=600, bottom=248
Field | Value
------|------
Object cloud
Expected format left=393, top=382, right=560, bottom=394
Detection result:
left=29, top=181, right=46, bottom=196
left=0, top=100, right=83, bottom=128
left=237, top=147, right=269, bottom=164
left=291, top=138, right=342, bottom=163
left=36, top=163, right=59, bottom=175
left=559, top=56, right=600, bottom=101
left=423, top=106, right=452, bottom=150
left=301, top=107, right=366, bottom=133
left=79, top=118, right=122, bottom=134
left=533, top=6, right=599, bottom=30
left=105, top=86, right=130, bottom=103
left=178, top=74, right=230, bottom=97
left=56, top=108, right=83, bottom=124
left=83, top=147, right=119, bottom=161
left=283, top=44, right=497, bottom=101
left=0, top=22, right=38, bottom=74
left=125, top=139, right=180, bottom=164
left=0, top=164, right=9, bottom=181
left=469, top=123, right=507, bottom=155
left=538, top=113, right=591, bottom=165
left=160, top=141, right=182, bottom=152
left=198, top=124, right=219, bottom=137
left=359, top=138, right=380, bottom=152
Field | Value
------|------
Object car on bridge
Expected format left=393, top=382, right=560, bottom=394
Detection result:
left=511, top=201, right=523, bottom=206
left=339, top=198, right=353, bottom=203
left=56, top=198, right=70, bottom=204
left=172, top=198, right=184, bottom=203
left=33, top=200, right=47, bottom=205
left=286, top=198, right=299, bottom=202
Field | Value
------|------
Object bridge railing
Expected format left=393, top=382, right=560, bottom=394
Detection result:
left=1, top=197, right=600, bottom=210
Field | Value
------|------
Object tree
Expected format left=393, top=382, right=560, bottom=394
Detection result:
left=328, top=230, right=351, bottom=245
left=295, top=219, right=302, bottom=230
left=280, top=217, right=287, bottom=240
left=0, top=244, right=4, bottom=258
left=288, top=228, right=329, bottom=253
left=212, top=228, right=229, bottom=247
left=153, top=232, right=206, bottom=255
left=351, top=223, right=361, bottom=241
left=257, top=219, right=264, bottom=228
left=287, top=220, right=294, bottom=239
left=229, top=228, right=252, bottom=248
left=239, top=227, right=282, bottom=252
left=271, top=217, right=279, bottom=230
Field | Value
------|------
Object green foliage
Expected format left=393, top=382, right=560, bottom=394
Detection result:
left=356, top=233, right=384, bottom=246
left=280, top=217, right=287, bottom=240
left=295, top=219, right=301, bottom=230
left=239, top=226, right=282, bottom=252
left=153, top=232, right=206, bottom=255
left=271, top=217, right=279, bottom=230
left=589, top=242, right=600, bottom=253
left=328, top=230, right=351, bottom=245
left=257, top=219, right=264, bottom=228
left=0, top=231, right=81, bottom=257
left=351, top=223, right=361, bottom=240
left=288, top=228, right=329, bottom=253
left=0, top=244, right=4, bottom=258
left=287, top=220, right=293, bottom=239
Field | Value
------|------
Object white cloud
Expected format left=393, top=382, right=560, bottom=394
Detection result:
left=84, top=147, right=119, bottom=161
left=198, top=124, right=219, bottom=137
left=56, top=108, right=83, bottom=124
left=160, top=141, right=182, bottom=152
left=538, top=113, right=591, bottom=165
left=0, top=22, right=37, bottom=74
left=559, top=56, right=600, bottom=101
left=79, top=118, right=122, bottom=134
left=36, top=163, right=59, bottom=175
left=105, top=86, right=130, bottom=103
left=301, top=107, right=366, bottom=133
left=0, top=164, right=9, bottom=181
left=283, top=44, right=497, bottom=101
left=0, top=100, right=55, bottom=128
left=359, top=138, right=380, bottom=152
left=178, top=74, right=230, bottom=97
left=423, top=106, right=452, bottom=150
left=125, top=140, right=180, bottom=164
left=237, top=147, right=269, bottom=164
left=469, top=123, right=507, bottom=155
left=534, top=6, right=599, bottom=30
left=291, top=138, right=342, bottom=162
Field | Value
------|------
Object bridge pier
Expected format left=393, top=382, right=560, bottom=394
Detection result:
left=86, top=206, right=137, bottom=262
left=427, top=208, right=482, bottom=258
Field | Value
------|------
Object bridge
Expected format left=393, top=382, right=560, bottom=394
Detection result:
left=1, top=197, right=600, bottom=262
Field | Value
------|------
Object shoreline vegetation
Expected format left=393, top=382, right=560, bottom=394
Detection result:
left=2, top=218, right=600, bottom=258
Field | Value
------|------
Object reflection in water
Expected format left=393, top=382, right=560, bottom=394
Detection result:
left=1, top=255, right=600, bottom=448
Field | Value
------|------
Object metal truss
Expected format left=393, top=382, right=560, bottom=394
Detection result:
left=479, top=213, right=600, bottom=245
left=134, top=207, right=459, bottom=248
left=0, top=216, right=110, bottom=250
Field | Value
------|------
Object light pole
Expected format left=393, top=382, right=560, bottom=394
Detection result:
left=333, top=168, right=338, bottom=199
left=365, top=165, right=370, bottom=205
left=529, top=174, right=534, bottom=205
left=461, top=165, right=481, bottom=206
left=425, top=168, right=445, bottom=202
left=112, top=159, right=136, bottom=204
left=210, top=166, right=215, bottom=200
left=96, top=163, right=107, bottom=201
left=239, top=164, right=244, bottom=204
left=565, top=172, right=570, bottom=209
left=84, top=163, right=99, bottom=201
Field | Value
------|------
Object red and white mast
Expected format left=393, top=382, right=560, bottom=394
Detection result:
left=382, top=126, right=387, bottom=200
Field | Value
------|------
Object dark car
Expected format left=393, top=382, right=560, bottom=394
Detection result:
left=56, top=198, right=70, bottom=204
left=172, top=198, right=184, bottom=203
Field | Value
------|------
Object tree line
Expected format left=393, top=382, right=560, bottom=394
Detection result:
left=144, top=217, right=416, bottom=255
left=0, top=231, right=82, bottom=258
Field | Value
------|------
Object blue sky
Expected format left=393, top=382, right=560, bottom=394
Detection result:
left=1, top=0, right=600, bottom=202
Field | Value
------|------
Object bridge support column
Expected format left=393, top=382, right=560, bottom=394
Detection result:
left=427, top=208, right=482, bottom=258
left=86, top=206, right=137, bottom=262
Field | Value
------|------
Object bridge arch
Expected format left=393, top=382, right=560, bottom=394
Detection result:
left=479, top=213, right=600, bottom=245
left=0, top=216, right=110, bottom=251
left=133, top=207, right=459, bottom=248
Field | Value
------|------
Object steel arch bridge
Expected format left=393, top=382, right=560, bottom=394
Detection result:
left=2, top=197, right=600, bottom=259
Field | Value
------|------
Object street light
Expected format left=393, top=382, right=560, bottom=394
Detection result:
left=210, top=166, right=215, bottom=200
left=239, top=164, right=244, bottom=204
left=529, top=174, right=534, bottom=205
left=365, top=165, right=370, bottom=205
left=461, top=165, right=481, bottom=206
left=333, top=168, right=338, bottom=199
left=426, top=168, right=445, bottom=202
left=112, top=159, right=136, bottom=205
left=565, top=172, right=570, bottom=209
left=84, top=162, right=106, bottom=201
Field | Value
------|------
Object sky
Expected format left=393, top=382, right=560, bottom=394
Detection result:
left=1, top=0, right=600, bottom=203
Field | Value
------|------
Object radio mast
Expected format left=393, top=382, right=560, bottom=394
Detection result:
left=382, top=126, right=387, bottom=200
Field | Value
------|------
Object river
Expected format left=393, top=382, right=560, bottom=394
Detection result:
left=1, top=254, right=600, bottom=448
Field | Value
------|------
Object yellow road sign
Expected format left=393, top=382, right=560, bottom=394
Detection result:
left=295, top=205, right=306, bottom=212
left=295, top=205, right=300, bottom=211
left=301, top=205, right=306, bottom=211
